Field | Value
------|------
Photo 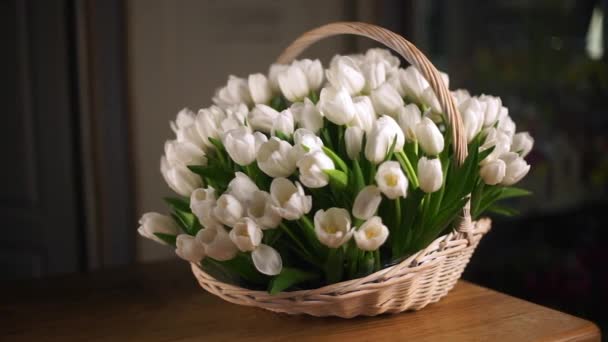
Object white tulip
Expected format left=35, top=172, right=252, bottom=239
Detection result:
left=365, top=115, right=405, bottom=164
left=499, top=152, right=530, bottom=186
left=361, top=62, right=386, bottom=93
left=370, top=82, right=404, bottom=117
left=479, top=95, right=502, bottom=127
left=364, top=48, right=400, bottom=71
left=226, top=172, right=259, bottom=204
left=375, top=161, right=408, bottom=199
left=354, top=216, right=389, bottom=251
left=195, top=106, right=225, bottom=149
left=352, top=185, right=382, bottom=220
left=256, top=137, right=297, bottom=177
left=278, top=64, right=309, bottom=102
left=213, top=194, right=243, bottom=227
left=248, top=104, right=279, bottom=133
left=164, top=140, right=207, bottom=167
left=271, top=109, right=295, bottom=137
left=297, top=150, right=335, bottom=188
left=415, top=117, right=444, bottom=156
left=251, top=244, right=282, bottom=276
left=229, top=217, right=262, bottom=252
left=511, top=132, right=534, bottom=157
left=314, top=208, right=353, bottom=248
left=160, top=157, right=202, bottom=197
left=223, top=127, right=258, bottom=166
left=345, top=126, right=364, bottom=160
left=219, top=103, right=248, bottom=132
left=171, top=108, right=205, bottom=147
left=190, top=187, right=220, bottom=229
left=497, top=109, right=516, bottom=138
left=417, top=157, right=443, bottom=193
left=269, top=178, right=312, bottom=220
left=213, top=75, right=252, bottom=107
left=248, top=73, right=273, bottom=104
left=268, top=64, right=288, bottom=92
left=292, top=128, right=324, bottom=160
left=459, top=97, right=485, bottom=143
left=480, top=127, right=512, bottom=164
left=175, top=234, right=205, bottom=263
left=318, top=86, right=356, bottom=125
left=400, top=66, right=429, bottom=102
left=196, top=225, right=238, bottom=261
left=480, top=159, right=506, bottom=185
left=293, top=59, right=324, bottom=91
left=290, top=98, right=324, bottom=133
left=247, top=190, right=282, bottom=229
left=137, top=212, right=181, bottom=245
left=387, top=69, right=406, bottom=97
left=452, top=89, right=471, bottom=106
left=350, top=96, right=376, bottom=133
left=421, top=87, right=443, bottom=115
left=397, top=104, right=422, bottom=142
left=326, top=56, right=365, bottom=95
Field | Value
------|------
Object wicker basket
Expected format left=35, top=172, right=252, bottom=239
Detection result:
left=191, top=22, right=492, bottom=318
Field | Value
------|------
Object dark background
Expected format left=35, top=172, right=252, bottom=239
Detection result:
left=2, top=0, right=607, bottom=336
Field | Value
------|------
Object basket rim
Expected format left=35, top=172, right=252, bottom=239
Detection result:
left=192, top=217, right=492, bottom=299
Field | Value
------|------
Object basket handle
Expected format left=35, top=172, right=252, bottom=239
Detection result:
left=277, top=22, right=468, bottom=165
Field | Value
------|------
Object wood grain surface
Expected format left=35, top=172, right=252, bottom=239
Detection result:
left=1, top=260, right=600, bottom=341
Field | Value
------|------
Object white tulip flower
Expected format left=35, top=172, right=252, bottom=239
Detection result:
left=326, top=56, right=365, bottom=95
left=213, top=194, right=243, bottom=227
left=361, top=61, right=386, bottom=93
left=452, top=89, right=471, bottom=106
left=459, top=97, right=485, bottom=143
left=196, top=225, right=238, bottom=261
left=318, top=86, right=356, bottom=125
left=370, top=82, right=404, bottom=117
left=314, top=208, right=353, bottom=248
left=229, top=217, right=263, bottom=252
left=511, top=132, right=534, bottom=157
left=269, top=178, right=312, bottom=220
left=290, top=98, right=324, bottom=133
left=171, top=108, right=205, bottom=147
left=421, top=87, right=443, bottom=115
left=479, top=95, right=502, bottom=127
left=293, top=59, right=324, bottom=91
left=251, top=244, right=283, bottom=276
left=497, top=109, right=516, bottom=138
left=480, top=127, right=512, bottom=164
left=365, top=48, right=400, bottom=71
left=248, top=73, right=273, bottom=104
left=248, top=104, right=279, bottom=134
left=164, top=140, right=207, bottom=167
left=365, top=115, right=405, bottom=164
left=480, top=159, right=506, bottom=185
left=375, top=161, right=408, bottom=199
left=387, top=69, right=406, bottom=97
left=352, top=185, right=382, bottom=220
left=297, top=150, right=335, bottom=188
left=268, top=63, right=288, bottom=92
left=499, top=152, right=531, bottom=186
left=160, top=157, right=202, bottom=197
left=292, top=128, right=324, bottom=160
left=137, top=212, right=182, bottom=245
left=223, top=127, right=259, bottom=166
left=400, top=66, right=429, bottom=102
left=417, top=157, right=443, bottom=193
left=247, top=190, right=282, bottom=229
left=354, top=216, right=389, bottom=251
left=271, top=109, right=295, bottom=137
left=256, top=137, right=297, bottom=177
left=415, top=117, right=445, bottom=156
left=345, top=126, right=364, bottom=160
left=278, top=64, right=309, bottom=102
left=190, top=187, right=220, bottom=229
left=350, top=96, right=376, bottom=133
left=195, top=106, right=225, bottom=149
left=397, top=104, right=422, bottom=142
left=175, top=234, right=205, bottom=263
left=226, top=172, right=259, bottom=204
left=219, top=103, right=248, bottom=132
left=213, top=75, right=252, bottom=107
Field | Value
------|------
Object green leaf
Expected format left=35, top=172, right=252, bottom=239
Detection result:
left=308, top=90, right=319, bottom=104
left=384, top=134, right=398, bottom=162
left=325, top=248, right=344, bottom=284
left=352, top=159, right=365, bottom=192
left=498, top=187, right=532, bottom=200
left=164, top=197, right=190, bottom=212
left=217, top=253, right=268, bottom=285
left=487, top=205, right=520, bottom=217
left=323, top=169, right=348, bottom=188
left=172, top=209, right=201, bottom=235
left=274, top=130, right=291, bottom=142
left=268, top=267, right=318, bottom=294
left=322, top=146, right=349, bottom=173
left=153, top=233, right=176, bottom=247
left=270, top=95, right=288, bottom=111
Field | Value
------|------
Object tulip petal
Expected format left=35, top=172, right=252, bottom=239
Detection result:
left=252, top=244, right=283, bottom=276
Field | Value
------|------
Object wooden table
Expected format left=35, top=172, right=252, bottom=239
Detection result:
left=1, top=260, right=600, bottom=341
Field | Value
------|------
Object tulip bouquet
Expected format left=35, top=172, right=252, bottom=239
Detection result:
left=138, top=48, right=533, bottom=294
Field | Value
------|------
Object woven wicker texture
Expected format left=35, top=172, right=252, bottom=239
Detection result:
left=191, top=22, right=489, bottom=317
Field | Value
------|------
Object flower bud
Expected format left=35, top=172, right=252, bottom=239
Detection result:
left=350, top=96, right=376, bottom=133
left=278, top=64, right=309, bottom=102
left=293, top=59, right=324, bottom=91
left=190, top=187, right=220, bottom=229
left=326, top=56, right=365, bottom=95
left=171, top=108, right=205, bottom=147
left=226, top=172, right=259, bottom=204
left=268, top=64, right=288, bottom=92
left=375, top=161, right=408, bottom=199
left=314, top=208, right=353, bottom=248
left=352, top=185, right=382, bottom=220
left=175, top=234, right=205, bottom=263
left=269, top=178, right=312, bottom=220
left=248, top=73, right=273, bottom=104
left=256, top=137, right=297, bottom=177
left=370, top=82, right=404, bottom=117
left=480, top=159, right=506, bottom=185
left=297, top=151, right=335, bottom=188
left=213, top=75, right=252, bottom=107
left=417, top=157, right=443, bottom=193
left=500, top=152, right=530, bottom=186
left=271, top=109, right=295, bottom=137
left=415, top=117, right=444, bottom=156
left=345, top=126, right=364, bottom=160
left=452, top=89, right=471, bottom=106
left=160, top=157, right=202, bottom=197
left=318, top=86, right=356, bottom=125
left=290, top=99, right=324, bottom=133
left=397, top=104, right=422, bottom=142
left=479, top=95, right=502, bottom=127
left=459, top=97, right=485, bottom=143
left=365, top=115, right=405, bottom=164
left=361, top=61, right=386, bottom=92
left=223, top=127, right=258, bottom=166
left=248, top=104, right=279, bottom=134
left=354, top=216, right=389, bottom=251
left=400, top=66, right=429, bottom=102
left=229, top=217, right=263, bottom=252
left=511, top=132, right=534, bottom=157
left=213, top=194, right=243, bottom=227
left=137, top=213, right=182, bottom=245
left=196, top=226, right=238, bottom=261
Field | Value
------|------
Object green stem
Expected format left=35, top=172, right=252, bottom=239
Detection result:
left=279, top=223, right=312, bottom=258
left=396, top=151, right=419, bottom=188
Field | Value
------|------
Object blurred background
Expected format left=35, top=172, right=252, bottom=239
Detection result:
left=3, top=0, right=607, bottom=333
